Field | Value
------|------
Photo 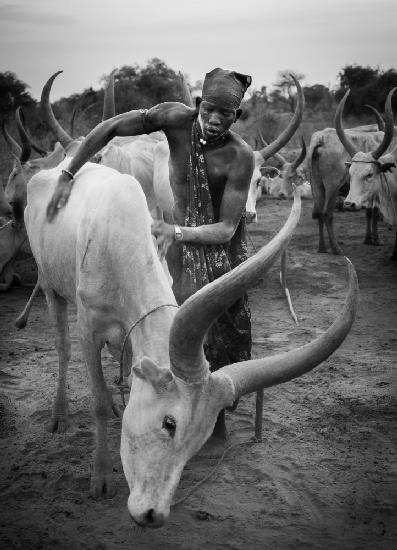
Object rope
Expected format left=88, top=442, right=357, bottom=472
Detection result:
left=118, top=303, right=178, bottom=383
left=171, top=440, right=249, bottom=507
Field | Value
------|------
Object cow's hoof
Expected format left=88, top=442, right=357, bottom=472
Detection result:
left=372, top=240, right=383, bottom=247
left=317, top=247, right=328, bottom=254
left=90, top=474, right=117, bottom=499
left=363, top=238, right=372, bottom=245
left=46, top=416, right=69, bottom=434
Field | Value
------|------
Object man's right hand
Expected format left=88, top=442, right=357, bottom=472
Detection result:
left=46, top=173, right=74, bottom=222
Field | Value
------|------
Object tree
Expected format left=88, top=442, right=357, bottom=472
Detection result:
left=0, top=71, right=36, bottom=120
left=335, top=64, right=397, bottom=116
left=303, top=84, right=333, bottom=111
left=273, top=70, right=305, bottom=112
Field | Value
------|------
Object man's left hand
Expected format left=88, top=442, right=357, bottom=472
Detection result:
left=151, top=220, right=175, bottom=259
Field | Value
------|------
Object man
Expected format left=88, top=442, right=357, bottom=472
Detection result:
left=47, top=68, right=254, bottom=440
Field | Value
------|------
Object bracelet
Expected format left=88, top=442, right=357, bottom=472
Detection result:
left=174, top=224, right=183, bottom=241
left=62, top=169, right=75, bottom=181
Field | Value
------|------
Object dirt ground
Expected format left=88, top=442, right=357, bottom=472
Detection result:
left=0, top=197, right=396, bottom=550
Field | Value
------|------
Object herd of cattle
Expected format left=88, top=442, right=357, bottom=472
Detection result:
left=1, top=72, right=396, bottom=292
left=0, top=70, right=394, bottom=527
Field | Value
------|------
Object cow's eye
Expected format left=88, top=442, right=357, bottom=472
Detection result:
left=162, top=415, right=176, bottom=437
left=366, top=173, right=373, bottom=179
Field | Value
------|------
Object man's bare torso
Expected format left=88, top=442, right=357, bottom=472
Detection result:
left=149, top=104, right=253, bottom=224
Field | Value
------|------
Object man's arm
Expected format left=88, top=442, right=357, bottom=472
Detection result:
left=152, top=145, right=254, bottom=253
left=46, top=102, right=188, bottom=221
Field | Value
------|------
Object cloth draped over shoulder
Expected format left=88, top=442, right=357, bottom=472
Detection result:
left=170, top=118, right=251, bottom=371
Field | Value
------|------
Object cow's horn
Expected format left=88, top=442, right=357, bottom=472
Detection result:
left=102, top=70, right=116, bottom=121
left=169, top=189, right=302, bottom=383
left=258, top=75, right=304, bottom=161
left=290, top=137, right=306, bottom=171
left=16, top=107, right=47, bottom=157
left=334, top=90, right=359, bottom=158
left=217, top=258, right=358, bottom=402
left=364, top=104, right=385, bottom=132
left=2, top=122, right=22, bottom=158
left=178, top=72, right=194, bottom=107
left=41, top=71, right=73, bottom=148
left=371, top=87, right=396, bottom=160
left=15, top=107, right=32, bottom=163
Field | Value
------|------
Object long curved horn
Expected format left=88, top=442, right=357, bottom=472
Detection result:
left=371, top=87, right=396, bottom=160
left=178, top=71, right=194, bottom=107
left=364, top=104, right=385, bottom=132
left=102, top=69, right=116, bottom=121
left=258, top=131, right=286, bottom=164
left=218, top=258, right=358, bottom=400
left=15, top=107, right=31, bottom=163
left=41, top=71, right=73, bottom=149
left=257, top=75, right=304, bottom=161
left=16, top=107, right=48, bottom=157
left=2, top=123, right=22, bottom=158
left=334, top=90, right=359, bottom=158
left=70, top=103, right=80, bottom=137
left=290, top=137, right=307, bottom=171
left=169, top=190, right=302, bottom=383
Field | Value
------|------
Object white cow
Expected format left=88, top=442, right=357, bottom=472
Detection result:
left=26, top=159, right=357, bottom=527
left=307, top=105, right=391, bottom=254
left=259, top=138, right=312, bottom=200
left=337, top=88, right=397, bottom=259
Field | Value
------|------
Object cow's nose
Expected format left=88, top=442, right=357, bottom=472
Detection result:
left=130, top=509, right=165, bottom=529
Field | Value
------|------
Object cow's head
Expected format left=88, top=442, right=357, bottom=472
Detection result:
left=120, top=191, right=358, bottom=528
left=3, top=111, right=66, bottom=220
left=245, top=151, right=264, bottom=222
left=3, top=108, right=66, bottom=220
left=335, top=87, right=397, bottom=211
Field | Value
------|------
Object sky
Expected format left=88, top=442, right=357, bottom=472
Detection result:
left=1, top=0, right=396, bottom=101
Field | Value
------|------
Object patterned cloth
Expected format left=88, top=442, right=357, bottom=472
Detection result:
left=171, top=118, right=251, bottom=371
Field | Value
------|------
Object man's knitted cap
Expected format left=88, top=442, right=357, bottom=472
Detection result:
left=202, top=68, right=252, bottom=110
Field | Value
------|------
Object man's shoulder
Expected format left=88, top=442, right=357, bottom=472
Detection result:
left=148, top=102, right=196, bottom=129
left=228, top=131, right=254, bottom=160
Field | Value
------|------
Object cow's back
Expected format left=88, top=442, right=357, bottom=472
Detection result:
left=26, top=160, right=173, bottom=315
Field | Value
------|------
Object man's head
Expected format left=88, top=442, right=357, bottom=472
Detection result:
left=198, top=68, right=251, bottom=142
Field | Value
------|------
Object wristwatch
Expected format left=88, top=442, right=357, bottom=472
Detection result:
left=174, top=225, right=183, bottom=241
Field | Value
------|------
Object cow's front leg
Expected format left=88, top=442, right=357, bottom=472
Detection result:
left=317, top=215, right=327, bottom=253
left=80, top=336, right=118, bottom=499
left=45, top=289, right=70, bottom=433
left=371, top=206, right=382, bottom=246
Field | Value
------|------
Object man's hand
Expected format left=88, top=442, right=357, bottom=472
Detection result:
left=46, top=172, right=74, bottom=222
left=151, top=219, right=175, bottom=259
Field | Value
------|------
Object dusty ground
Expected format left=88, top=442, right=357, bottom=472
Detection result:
left=0, top=197, right=396, bottom=550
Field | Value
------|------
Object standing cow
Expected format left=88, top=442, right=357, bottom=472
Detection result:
left=308, top=121, right=385, bottom=254
left=25, top=155, right=357, bottom=526
left=337, top=88, right=397, bottom=259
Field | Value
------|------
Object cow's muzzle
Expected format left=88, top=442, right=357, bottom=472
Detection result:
left=130, top=508, right=165, bottom=529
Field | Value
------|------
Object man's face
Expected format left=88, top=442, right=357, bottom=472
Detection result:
left=199, top=100, right=237, bottom=141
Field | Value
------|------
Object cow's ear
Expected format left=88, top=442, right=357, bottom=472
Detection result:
left=379, top=161, right=396, bottom=173
left=344, top=161, right=352, bottom=169
left=133, top=357, right=175, bottom=393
